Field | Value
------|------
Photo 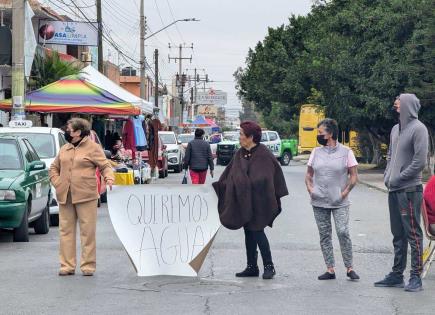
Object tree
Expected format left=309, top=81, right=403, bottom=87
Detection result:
left=29, top=51, right=82, bottom=90
left=236, top=0, right=434, bottom=165
left=405, top=0, right=435, bottom=172
left=260, top=102, right=299, bottom=137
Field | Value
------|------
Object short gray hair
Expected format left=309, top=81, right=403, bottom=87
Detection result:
left=317, top=118, right=338, bottom=140
left=67, top=118, right=91, bottom=137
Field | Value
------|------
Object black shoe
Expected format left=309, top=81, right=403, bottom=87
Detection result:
left=374, top=272, right=404, bottom=288
left=262, top=264, right=276, bottom=279
left=318, top=271, right=336, bottom=280
left=404, top=276, right=423, bottom=292
left=347, top=270, right=360, bottom=281
left=235, top=265, right=259, bottom=277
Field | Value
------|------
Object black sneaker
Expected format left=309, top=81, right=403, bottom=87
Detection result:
left=404, top=276, right=423, bottom=292
left=347, top=270, right=360, bottom=281
left=318, top=272, right=336, bottom=280
left=374, top=272, right=404, bottom=288
left=262, top=264, right=276, bottom=280
left=235, top=265, right=259, bottom=277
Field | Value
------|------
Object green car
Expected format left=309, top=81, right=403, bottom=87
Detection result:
left=0, top=135, right=51, bottom=242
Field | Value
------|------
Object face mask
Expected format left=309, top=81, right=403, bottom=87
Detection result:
left=64, top=131, right=73, bottom=143
left=317, top=135, right=328, bottom=146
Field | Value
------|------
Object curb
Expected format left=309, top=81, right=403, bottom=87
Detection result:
left=358, top=180, right=388, bottom=193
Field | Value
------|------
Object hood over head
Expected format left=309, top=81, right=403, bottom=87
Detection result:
left=399, top=93, right=421, bottom=129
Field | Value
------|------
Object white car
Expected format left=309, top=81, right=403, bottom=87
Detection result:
left=158, top=131, right=184, bottom=173
left=177, top=133, right=195, bottom=150
left=0, top=125, right=67, bottom=226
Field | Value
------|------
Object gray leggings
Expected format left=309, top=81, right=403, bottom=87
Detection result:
left=313, top=206, right=353, bottom=269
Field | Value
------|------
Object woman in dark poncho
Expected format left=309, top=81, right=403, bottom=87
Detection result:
left=212, top=121, right=288, bottom=279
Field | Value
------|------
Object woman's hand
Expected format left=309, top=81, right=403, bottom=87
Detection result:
left=106, top=179, right=114, bottom=191
left=307, top=186, right=314, bottom=196
left=341, top=190, right=349, bottom=200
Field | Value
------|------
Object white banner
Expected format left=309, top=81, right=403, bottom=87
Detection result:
left=38, top=20, right=98, bottom=46
left=196, top=89, right=227, bottom=106
left=107, top=185, right=221, bottom=277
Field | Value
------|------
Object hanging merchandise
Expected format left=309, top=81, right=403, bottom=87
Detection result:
left=132, top=115, right=147, bottom=151
left=122, top=119, right=136, bottom=158
left=147, top=114, right=162, bottom=170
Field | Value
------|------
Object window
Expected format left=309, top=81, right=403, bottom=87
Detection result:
left=268, top=132, right=278, bottom=141
left=58, top=132, right=67, bottom=148
left=261, top=132, right=268, bottom=142
left=0, top=139, right=23, bottom=170
left=177, top=134, right=194, bottom=143
left=8, top=133, right=55, bottom=158
left=20, top=140, right=34, bottom=162
left=23, top=140, right=40, bottom=161
left=159, top=133, right=177, bottom=144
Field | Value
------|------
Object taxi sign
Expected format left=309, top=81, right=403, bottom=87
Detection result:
left=9, top=120, right=33, bottom=128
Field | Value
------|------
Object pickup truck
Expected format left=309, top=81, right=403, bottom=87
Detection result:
left=261, top=130, right=298, bottom=166
left=216, top=130, right=297, bottom=166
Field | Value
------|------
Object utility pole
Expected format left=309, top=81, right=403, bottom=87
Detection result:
left=96, top=0, right=103, bottom=72
left=139, top=0, right=146, bottom=99
left=154, top=49, right=159, bottom=109
left=168, top=43, right=193, bottom=124
left=186, top=69, right=209, bottom=119
left=11, top=0, right=25, bottom=121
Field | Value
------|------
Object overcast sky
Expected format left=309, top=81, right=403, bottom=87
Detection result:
left=44, top=0, right=313, bottom=110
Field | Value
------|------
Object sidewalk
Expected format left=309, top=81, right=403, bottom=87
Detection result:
left=358, top=169, right=388, bottom=193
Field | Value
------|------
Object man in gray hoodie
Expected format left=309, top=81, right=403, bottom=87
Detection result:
left=375, top=94, right=429, bottom=292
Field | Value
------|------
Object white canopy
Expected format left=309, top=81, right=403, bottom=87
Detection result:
left=79, top=65, right=154, bottom=114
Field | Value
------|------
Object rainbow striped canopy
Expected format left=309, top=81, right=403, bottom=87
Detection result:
left=0, top=76, right=140, bottom=115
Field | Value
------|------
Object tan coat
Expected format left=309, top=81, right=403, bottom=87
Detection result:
left=49, top=136, right=114, bottom=205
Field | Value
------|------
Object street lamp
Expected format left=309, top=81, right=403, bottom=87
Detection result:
left=140, top=18, right=199, bottom=99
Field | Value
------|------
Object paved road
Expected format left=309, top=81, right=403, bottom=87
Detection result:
left=1, top=163, right=434, bottom=314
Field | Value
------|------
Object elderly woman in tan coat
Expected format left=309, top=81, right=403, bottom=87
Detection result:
left=50, top=118, right=114, bottom=276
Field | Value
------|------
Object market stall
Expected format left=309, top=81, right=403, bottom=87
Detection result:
left=0, top=75, right=140, bottom=115
left=78, top=65, right=154, bottom=114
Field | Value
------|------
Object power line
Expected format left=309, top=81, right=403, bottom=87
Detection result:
left=165, top=0, right=184, bottom=43
left=153, top=0, right=175, bottom=45
left=102, top=0, right=139, bottom=28
left=69, top=0, right=140, bottom=67
left=45, top=0, right=84, bottom=19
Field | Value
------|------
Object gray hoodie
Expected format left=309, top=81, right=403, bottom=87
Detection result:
left=384, top=93, right=429, bottom=191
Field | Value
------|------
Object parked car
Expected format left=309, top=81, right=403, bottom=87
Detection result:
left=216, top=132, right=240, bottom=165
left=177, top=133, right=195, bottom=150
left=141, top=135, right=169, bottom=178
left=0, top=126, right=110, bottom=225
left=260, top=130, right=298, bottom=166
left=216, top=130, right=298, bottom=166
left=158, top=131, right=184, bottom=173
left=0, top=135, right=51, bottom=242
left=0, top=125, right=66, bottom=226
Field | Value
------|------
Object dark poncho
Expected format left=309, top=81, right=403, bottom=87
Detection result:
left=212, top=144, right=288, bottom=231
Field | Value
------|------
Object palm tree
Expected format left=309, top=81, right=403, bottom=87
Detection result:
left=29, top=51, right=82, bottom=90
